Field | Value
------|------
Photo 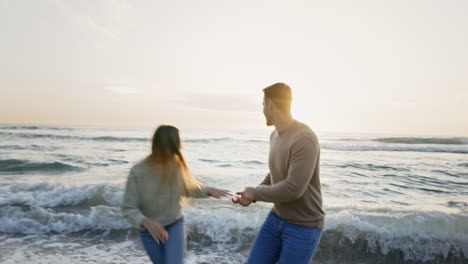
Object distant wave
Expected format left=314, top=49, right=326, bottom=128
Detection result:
left=185, top=137, right=233, bottom=143
left=0, top=159, right=84, bottom=174
left=0, top=125, right=41, bottom=130
left=0, top=125, right=73, bottom=131
left=448, top=201, right=468, bottom=208
left=337, top=163, right=410, bottom=172
left=91, top=136, right=147, bottom=142
left=322, top=143, right=468, bottom=154
left=0, top=144, right=53, bottom=151
left=432, top=169, right=466, bottom=178
left=199, top=158, right=266, bottom=167
left=374, top=137, right=468, bottom=145
left=0, top=131, right=267, bottom=144
left=185, top=138, right=266, bottom=144
left=0, top=132, right=148, bottom=143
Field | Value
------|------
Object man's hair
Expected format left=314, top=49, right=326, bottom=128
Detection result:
left=263, top=82, right=292, bottom=113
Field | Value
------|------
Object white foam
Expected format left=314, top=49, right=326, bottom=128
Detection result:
left=0, top=183, right=123, bottom=208
left=324, top=209, right=468, bottom=261
left=0, top=205, right=130, bottom=234
left=0, top=236, right=148, bottom=264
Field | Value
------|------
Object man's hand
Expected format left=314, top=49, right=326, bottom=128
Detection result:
left=243, top=187, right=255, bottom=201
left=232, top=193, right=253, bottom=206
left=142, top=219, right=169, bottom=244
left=232, top=187, right=256, bottom=206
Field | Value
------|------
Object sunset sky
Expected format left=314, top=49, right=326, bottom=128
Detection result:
left=1, top=0, right=467, bottom=136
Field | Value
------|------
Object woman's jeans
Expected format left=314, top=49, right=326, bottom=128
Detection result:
left=139, top=217, right=185, bottom=264
left=247, top=211, right=322, bottom=264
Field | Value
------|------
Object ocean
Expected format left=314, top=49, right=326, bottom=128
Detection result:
left=0, top=125, right=467, bottom=264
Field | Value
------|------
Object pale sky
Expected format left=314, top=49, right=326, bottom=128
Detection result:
left=1, top=0, right=467, bottom=136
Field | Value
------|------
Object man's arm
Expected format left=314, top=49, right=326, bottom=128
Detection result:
left=259, top=173, right=271, bottom=186
left=252, top=137, right=319, bottom=203
left=259, top=132, right=274, bottom=186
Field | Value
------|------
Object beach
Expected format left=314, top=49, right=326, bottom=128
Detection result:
left=0, top=125, right=467, bottom=264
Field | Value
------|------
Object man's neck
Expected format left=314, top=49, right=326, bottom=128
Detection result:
left=273, top=114, right=294, bottom=134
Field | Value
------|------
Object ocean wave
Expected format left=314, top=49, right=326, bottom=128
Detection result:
left=448, top=201, right=468, bottom=208
left=0, top=132, right=148, bottom=143
left=0, top=145, right=52, bottom=151
left=0, top=183, right=123, bottom=208
left=0, top=205, right=129, bottom=234
left=0, top=131, right=267, bottom=145
left=199, top=159, right=266, bottom=167
left=374, top=137, right=468, bottom=145
left=325, top=209, right=468, bottom=262
left=193, top=209, right=468, bottom=263
left=0, top=205, right=466, bottom=263
left=336, top=163, right=410, bottom=172
left=321, top=143, right=468, bottom=154
left=185, top=138, right=266, bottom=144
left=185, top=137, right=234, bottom=143
left=0, top=159, right=84, bottom=174
left=0, top=125, right=41, bottom=130
left=0, top=125, right=74, bottom=131
left=91, top=136, right=148, bottom=142
left=432, top=169, right=466, bottom=178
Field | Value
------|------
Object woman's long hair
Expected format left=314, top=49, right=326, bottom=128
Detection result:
left=147, top=125, right=200, bottom=197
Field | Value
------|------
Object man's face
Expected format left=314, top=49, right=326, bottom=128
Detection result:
left=263, top=97, right=273, bottom=126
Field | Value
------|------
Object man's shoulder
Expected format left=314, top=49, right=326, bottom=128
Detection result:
left=269, top=129, right=278, bottom=141
left=294, top=121, right=319, bottom=143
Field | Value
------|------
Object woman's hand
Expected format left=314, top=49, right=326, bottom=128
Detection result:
left=142, top=219, right=169, bottom=244
left=207, top=187, right=232, bottom=199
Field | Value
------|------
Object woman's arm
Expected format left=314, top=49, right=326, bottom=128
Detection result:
left=121, top=171, right=147, bottom=228
left=206, top=187, right=232, bottom=198
left=186, top=185, right=231, bottom=198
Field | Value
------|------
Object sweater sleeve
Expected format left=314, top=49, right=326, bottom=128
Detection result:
left=185, top=184, right=210, bottom=198
left=258, top=132, right=274, bottom=186
left=259, top=173, right=271, bottom=186
left=121, top=171, right=147, bottom=229
left=175, top=164, right=210, bottom=198
left=254, top=137, right=319, bottom=203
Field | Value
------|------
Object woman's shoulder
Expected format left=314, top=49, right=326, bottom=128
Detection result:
left=129, top=158, right=152, bottom=176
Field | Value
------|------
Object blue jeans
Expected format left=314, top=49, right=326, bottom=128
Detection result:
left=139, top=217, right=185, bottom=264
left=247, top=211, right=322, bottom=264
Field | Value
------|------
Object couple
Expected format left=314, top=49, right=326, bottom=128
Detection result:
left=121, top=83, right=325, bottom=264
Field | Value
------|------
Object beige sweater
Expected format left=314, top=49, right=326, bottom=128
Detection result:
left=254, top=120, right=325, bottom=228
left=121, top=159, right=209, bottom=229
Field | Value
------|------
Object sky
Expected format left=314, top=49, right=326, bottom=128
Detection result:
left=1, top=0, right=467, bottom=136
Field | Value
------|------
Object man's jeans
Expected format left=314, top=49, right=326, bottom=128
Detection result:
left=247, top=211, right=322, bottom=264
left=139, top=217, right=185, bottom=264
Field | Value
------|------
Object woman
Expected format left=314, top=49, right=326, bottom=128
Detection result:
left=121, top=125, right=231, bottom=264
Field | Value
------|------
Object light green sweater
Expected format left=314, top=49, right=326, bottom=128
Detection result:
left=121, top=159, right=209, bottom=229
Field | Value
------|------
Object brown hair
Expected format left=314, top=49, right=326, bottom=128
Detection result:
left=263, top=82, right=292, bottom=113
left=147, top=125, right=200, bottom=199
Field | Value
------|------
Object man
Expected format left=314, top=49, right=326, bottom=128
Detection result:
left=233, top=82, right=324, bottom=264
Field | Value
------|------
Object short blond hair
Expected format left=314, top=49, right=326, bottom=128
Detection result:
left=263, top=83, right=292, bottom=112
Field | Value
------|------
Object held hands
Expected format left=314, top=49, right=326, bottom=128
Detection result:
left=232, top=187, right=256, bottom=207
left=142, top=219, right=169, bottom=245
left=205, top=186, right=256, bottom=207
